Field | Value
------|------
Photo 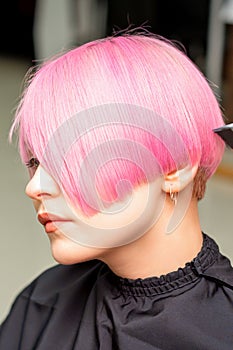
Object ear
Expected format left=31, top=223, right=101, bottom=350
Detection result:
left=162, top=164, right=198, bottom=193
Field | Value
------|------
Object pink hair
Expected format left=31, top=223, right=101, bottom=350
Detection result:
left=10, top=34, right=225, bottom=215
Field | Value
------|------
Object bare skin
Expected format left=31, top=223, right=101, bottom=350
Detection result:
left=26, top=165, right=202, bottom=280
left=100, top=197, right=203, bottom=279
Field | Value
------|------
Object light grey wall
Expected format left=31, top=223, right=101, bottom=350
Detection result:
left=0, top=57, right=55, bottom=323
left=199, top=174, right=233, bottom=260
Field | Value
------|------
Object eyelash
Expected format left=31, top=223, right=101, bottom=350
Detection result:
left=25, top=157, right=40, bottom=169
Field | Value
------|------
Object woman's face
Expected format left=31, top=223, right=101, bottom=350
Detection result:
left=25, top=161, right=164, bottom=264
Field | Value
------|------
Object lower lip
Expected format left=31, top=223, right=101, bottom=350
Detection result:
left=44, top=221, right=67, bottom=233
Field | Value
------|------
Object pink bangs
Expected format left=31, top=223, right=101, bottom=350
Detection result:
left=10, top=34, right=225, bottom=215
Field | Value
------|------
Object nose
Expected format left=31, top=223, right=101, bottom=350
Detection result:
left=25, top=165, right=61, bottom=200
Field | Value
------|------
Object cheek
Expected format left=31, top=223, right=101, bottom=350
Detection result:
left=48, top=233, right=105, bottom=264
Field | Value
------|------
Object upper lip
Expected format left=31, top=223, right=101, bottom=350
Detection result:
left=37, top=213, right=67, bottom=226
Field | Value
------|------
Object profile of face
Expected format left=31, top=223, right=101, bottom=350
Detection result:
left=10, top=34, right=225, bottom=265
left=25, top=161, right=165, bottom=264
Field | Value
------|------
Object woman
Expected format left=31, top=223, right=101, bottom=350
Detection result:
left=1, top=33, right=233, bottom=349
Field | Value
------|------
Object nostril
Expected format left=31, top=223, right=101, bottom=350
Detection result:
left=25, top=180, right=38, bottom=199
left=25, top=167, right=42, bottom=199
left=25, top=165, right=61, bottom=199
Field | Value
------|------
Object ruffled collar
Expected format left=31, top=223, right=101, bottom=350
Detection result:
left=109, top=234, right=220, bottom=297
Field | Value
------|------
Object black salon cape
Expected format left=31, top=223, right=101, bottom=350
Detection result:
left=1, top=234, right=233, bottom=350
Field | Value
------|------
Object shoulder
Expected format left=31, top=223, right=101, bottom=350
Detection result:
left=0, top=260, right=106, bottom=348
left=201, top=234, right=233, bottom=290
left=20, top=259, right=105, bottom=304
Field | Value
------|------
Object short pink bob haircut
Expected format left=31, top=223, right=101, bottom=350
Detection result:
left=10, top=34, right=225, bottom=215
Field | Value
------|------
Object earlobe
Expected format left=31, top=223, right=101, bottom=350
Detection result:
left=162, top=164, right=198, bottom=194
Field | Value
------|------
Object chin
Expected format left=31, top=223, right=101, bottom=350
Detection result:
left=48, top=232, right=105, bottom=265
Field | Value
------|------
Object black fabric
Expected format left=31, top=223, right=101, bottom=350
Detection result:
left=1, top=234, right=233, bottom=349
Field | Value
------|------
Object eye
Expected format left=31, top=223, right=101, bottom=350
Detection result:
left=25, top=157, right=40, bottom=169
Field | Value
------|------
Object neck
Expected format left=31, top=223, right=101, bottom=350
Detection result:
left=100, top=197, right=203, bottom=279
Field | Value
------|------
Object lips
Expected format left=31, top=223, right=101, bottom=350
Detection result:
left=37, top=213, right=69, bottom=233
